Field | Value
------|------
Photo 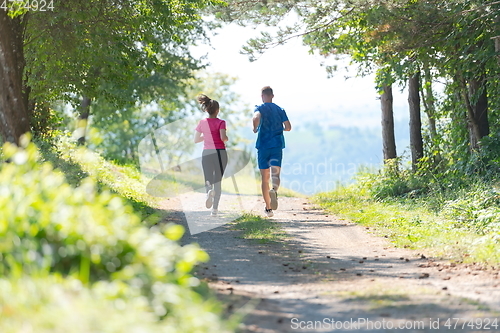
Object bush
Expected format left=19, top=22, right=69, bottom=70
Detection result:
left=442, top=186, right=500, bottom=235
left=356, top=159, right=428, bottom=200
left=0, top=275, right=231, bottom=333
left=0, top=140, right=232, bottom=332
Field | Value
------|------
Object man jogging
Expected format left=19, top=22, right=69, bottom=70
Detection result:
left=253, top=86, right=292, bottom=217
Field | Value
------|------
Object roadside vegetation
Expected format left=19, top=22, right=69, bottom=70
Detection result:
left=0, top=137, right=235, bottom=332
left=314, top=159, right=500, bottom=266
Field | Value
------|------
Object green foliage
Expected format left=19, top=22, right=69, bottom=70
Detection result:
left=0, top=140, right=233, bottom=331
left=35, top=138, right=90, bottom=188
left=0, top=275, right=227, bottom=333
left=35, top=136, right=163, bottom=224
left=442, top=186, right=500, bottom=235
left=0, top=273, right=235, bottom=332
left=88, top=71, right=250, bottom=165
left=219, top=0, right=500, bottom=179
left=25, top=0, right=224, bottom=106
left=356, top=159, right=428, bottom=200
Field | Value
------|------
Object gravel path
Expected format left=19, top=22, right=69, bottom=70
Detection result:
left=162, top=194, right=500, bottom=333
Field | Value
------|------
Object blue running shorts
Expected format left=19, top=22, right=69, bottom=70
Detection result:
left=257, top=147, right=283, bottom=170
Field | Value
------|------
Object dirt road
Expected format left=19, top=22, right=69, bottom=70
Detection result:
left=163, top=194, right=500, bottom=332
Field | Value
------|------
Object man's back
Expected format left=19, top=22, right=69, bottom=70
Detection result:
left=255, top=102, right=288, bottom=150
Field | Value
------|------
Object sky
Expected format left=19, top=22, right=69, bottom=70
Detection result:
left=194, top=22, right=409, bottom=127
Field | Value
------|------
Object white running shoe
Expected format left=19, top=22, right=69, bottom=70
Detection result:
left=265, top=208, right=274, bottom=217
left=269, top=189, right=278, bottom=210
left=205, top=189, right=215, bottom=208
left=211, top=209, right=218, bottom=216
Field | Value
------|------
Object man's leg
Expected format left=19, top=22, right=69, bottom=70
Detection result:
left=270, top=165, right=281, bottom=191
left=260, top=168, right=271, bottom=209
left=267, top=148, right=283, bottom=210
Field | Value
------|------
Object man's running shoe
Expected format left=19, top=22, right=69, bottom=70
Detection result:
left=211, top=208, right=218, bottom=216
left=265, top=208, right=274, bottom=217
left=269, top=189, right=278, bottom=210
left=206, top=189, right=215, bottom=208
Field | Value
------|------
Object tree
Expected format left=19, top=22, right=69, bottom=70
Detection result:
left=89, top=71, right=248, bottom=165
left=216, top=0, right=500, bottom=174
left=408, top=71, right=423, bottom=169
left=0, top=0, right=222, bottom=144
left=0, top=10, right=30, bottom=145
left=381, top=84, right=397, bottom=161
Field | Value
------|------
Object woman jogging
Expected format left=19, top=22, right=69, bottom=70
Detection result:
left=194, top=94, right=228, bottom=216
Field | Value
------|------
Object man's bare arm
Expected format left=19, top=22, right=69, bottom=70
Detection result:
left=283, top=120, right=292, bottom=131
left=253, top=112, right=261, bottom=133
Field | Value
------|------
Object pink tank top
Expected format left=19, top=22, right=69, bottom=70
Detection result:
left=195, top=118, right=226, bottom=149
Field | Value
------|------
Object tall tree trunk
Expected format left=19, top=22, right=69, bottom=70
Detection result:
left=468, top=72, right=489, bottom=139
left=0, top=11, right=30, bottom=145
left=458, top=71, right=488, bottom=151
left=421, top=63, right=438, bottom=141
left=495, top=35, right=500, bottom=66
left=421, top=63, right=443, bottom=167
left=494, top=3, right=500, bottom=67
left=381, top=84, right=397, bottom=161
left=458, top=75, right=481, bottom=151
left=408, top=72, right=423, bottom=170
left=77, top=96, right=91, bottom=145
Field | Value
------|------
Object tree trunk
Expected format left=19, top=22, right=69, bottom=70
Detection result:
left=468, top=73, right=489, bottom=140
left=0, top=11, right=30, bottom=145
left=77, top=96, right=91, bottom=145
left=421, top=63, right=438, bottom=141
left=381, top=84, right=397, bottom=161
left=457, top=75, right=480, bottom=151
left=495, top=36, right=500, bottom=66
left=408, top=72, right=423, bottom=170
left=458, top=71, right=488, bottom=151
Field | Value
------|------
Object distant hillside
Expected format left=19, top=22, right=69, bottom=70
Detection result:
left=280, top=117, right=411, bottom=195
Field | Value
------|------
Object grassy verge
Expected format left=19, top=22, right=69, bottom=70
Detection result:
left=313, top=186, right=500, bottom=265
left=37, top=137, right=172, bottom=226
left=229, top=214, right=286, bottom=244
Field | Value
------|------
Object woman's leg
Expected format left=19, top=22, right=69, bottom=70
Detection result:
left=212, top=149, right=228, bottom=209
left=202, top=150, right=216, bottom=192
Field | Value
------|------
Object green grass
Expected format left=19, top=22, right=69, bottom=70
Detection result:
left=37, top=137, right=171, bottom=226
left=313, top=186, right=500, bottom=265
left=229, top=214, right=286, bottom=243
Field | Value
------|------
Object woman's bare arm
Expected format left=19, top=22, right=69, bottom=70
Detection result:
left=220, top=129, right=228, bottom=142
left=194, top=130, right=203, bottom=143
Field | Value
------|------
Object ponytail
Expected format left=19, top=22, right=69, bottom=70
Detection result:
left=197, top=94, right=219, bottom=115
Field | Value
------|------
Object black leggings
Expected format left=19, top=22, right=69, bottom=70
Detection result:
left=202, top=149, right=228, bottom=209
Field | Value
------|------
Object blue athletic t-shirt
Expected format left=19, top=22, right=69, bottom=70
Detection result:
left=255, top=103, right=289, bottom=150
